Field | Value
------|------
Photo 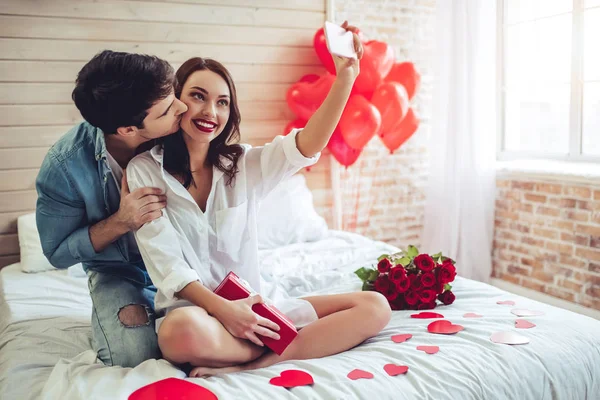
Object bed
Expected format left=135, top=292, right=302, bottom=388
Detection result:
left=1, top=228, right=599, bottom=400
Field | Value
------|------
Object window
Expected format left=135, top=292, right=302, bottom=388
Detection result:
left=498, top=0, right=600, bottom=161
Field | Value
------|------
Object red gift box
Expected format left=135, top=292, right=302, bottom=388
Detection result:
left=213, top=271, right=298, bottom=355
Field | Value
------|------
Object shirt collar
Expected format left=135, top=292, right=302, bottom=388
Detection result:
left=92, top=124, right=108, bottom=161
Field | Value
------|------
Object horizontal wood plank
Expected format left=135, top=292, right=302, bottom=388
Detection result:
left=0, top=83, right=292, bottom=105
left=0, top=191, right=37, bottom=213
left=0, top=39, right=320, bottom=65
left=0, top=61, right=324, bottom=84
left=126, top=0, right=324, bottom=12
left=0, top=0, right=324, bottom=29
left=0, top=169, right=38, bottom=191
left=0, top=211, right=29, bottom=235
left=0, top=233, right=19, bottom=256
left=0, top=148, right=49, bottom=170
left=0, top=15, right=316, bottom=47
left=0, top=254, right=20, bottom=269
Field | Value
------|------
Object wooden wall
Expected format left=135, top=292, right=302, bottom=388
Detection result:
left=0, top=0, right=332, bottom=268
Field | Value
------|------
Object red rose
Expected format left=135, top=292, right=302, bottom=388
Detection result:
left=374, top=275, right=392, bottom=294
left=414, top=254, right=435, bottom=272
left=391, top=295, right=407, bottom=310
left=405, top=290, right=419, bottom=306
left=419, top=289, right=436, bottom=303
left=421, top=272, right=436, bottom=287
left=439, top=262, right=457, bottom=284
left=409, top=274, right=423, bottom=290
left=377, top=258, right=392, bottom=273
left=438, top=290, right=456, bottom=305
left=417, top=301, right=436, bottom=310
left=385, top=289, right=399, bottom=302
left=389, top=266, right=407, bottom=283
left=396, top=276, right=410, bottom=293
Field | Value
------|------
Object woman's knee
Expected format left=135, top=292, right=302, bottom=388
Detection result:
left=158, top=307, right=220, bottom=364
left=360, top=291, right=392, bottom=333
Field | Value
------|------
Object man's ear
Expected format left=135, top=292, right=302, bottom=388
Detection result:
left=116, top=126, right=138, bottom=137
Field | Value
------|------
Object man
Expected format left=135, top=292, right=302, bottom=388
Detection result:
left=35, top=50, right=187, bottom=367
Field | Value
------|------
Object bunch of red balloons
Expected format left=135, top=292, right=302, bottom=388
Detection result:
left=284, top=27, right=421, bottom=167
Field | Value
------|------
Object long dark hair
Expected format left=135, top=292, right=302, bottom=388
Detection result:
left=162, top=58, right=243, bottom=187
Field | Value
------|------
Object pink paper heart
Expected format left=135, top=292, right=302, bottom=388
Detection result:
left=463, top=313, right=483, bottom=318
left=511, top=309, right=544, bottom=317
left=347, top=369, right=374, bottom=380
left=515, top=319, right=536, bottom=329
left=383, top=364, right=409, bottom=376
left=497, top=300, right=515, bottom=306
left=128, top=378, right=218, bottom=400
left=410, top=312, right=444, bottom=319
left=490, top=331, right=530, bottom=345
left=416, top=345, right=439, bottom=354
left=427, top=320, right=464, bottom=335
left=391, top=333, right=413, bottom=343
left=269, top=370, right=314, bottom=388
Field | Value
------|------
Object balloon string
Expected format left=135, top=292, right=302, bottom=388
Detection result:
left=364, top=149, right=383, bottom=234
left=353, top=152, right=363, bottom=233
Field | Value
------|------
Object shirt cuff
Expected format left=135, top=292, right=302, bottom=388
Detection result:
left=282, top=128, right=321, bottom=168
left=67, top=226, right=97, bottom=261
left=162, top=268, right=201, bottom=300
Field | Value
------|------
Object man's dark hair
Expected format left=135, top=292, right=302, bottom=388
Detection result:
left=72, top=50, right=176, bottom=134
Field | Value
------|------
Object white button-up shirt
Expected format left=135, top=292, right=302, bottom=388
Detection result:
left=126, top=129, right=320, bottom=327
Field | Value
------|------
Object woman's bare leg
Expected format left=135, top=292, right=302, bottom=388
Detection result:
left=158, top=306, right=266, bottom=368
left=189, top=291, right=391, bottom=377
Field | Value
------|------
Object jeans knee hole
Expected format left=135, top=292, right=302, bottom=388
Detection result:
left=118, top=304, right=152, bottom=328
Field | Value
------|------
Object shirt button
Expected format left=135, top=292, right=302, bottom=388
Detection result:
left=103, top=175, right=108, bottom=182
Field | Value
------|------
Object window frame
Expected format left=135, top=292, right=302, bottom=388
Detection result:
left=497, top=0, right=600, bottom=163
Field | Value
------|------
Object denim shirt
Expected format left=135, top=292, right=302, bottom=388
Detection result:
left=35, top=121, right=150, bottom=286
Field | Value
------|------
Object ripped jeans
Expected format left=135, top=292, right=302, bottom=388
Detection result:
left=87, top=270, right=163, bottom=368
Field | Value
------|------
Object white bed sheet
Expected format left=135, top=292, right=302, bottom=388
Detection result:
left=1, top=230, right=599, bottom=400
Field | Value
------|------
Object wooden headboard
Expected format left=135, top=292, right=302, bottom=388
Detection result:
left=0, top=0, right=333, bottom=268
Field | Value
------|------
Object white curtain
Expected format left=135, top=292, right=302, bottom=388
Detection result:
left=420, top=0, right=497, bottom=283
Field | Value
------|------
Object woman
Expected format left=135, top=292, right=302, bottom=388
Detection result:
left=126, top=22, right=391, bottom=377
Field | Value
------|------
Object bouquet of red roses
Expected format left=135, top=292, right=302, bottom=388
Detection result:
left=354, top=245, right=457, bottom=310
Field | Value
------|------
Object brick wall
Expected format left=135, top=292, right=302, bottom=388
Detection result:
left=492, top=177, right=600, bottom=310
left=334, top=0, right=436, bottom=249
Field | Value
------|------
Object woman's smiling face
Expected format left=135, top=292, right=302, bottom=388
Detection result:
left=179, top=69, right=231, bottom=144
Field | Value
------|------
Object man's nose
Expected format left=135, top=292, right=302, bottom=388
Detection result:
left=174, top=98, right=187, bottom=115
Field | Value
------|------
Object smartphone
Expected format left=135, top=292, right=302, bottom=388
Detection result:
left=324, top=21, right=357, bottom=59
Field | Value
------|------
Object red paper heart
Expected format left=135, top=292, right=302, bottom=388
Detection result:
left=391, top=333, right=413, bottom=343
left=383, top=364, right=409, bottom=376
left=515, top=319, right=536, bottom=329
left=380, top=108, right=419, bottom=154
left=286, top=73, right=335, bottom=120
left=427, top=320, right=464, bottom=335
left=128, top=378, right=218, bottom=400
left=416, top=345, right=439, bottom=354
left=269, top=370, right=314, bottom=388
left=410, top=312, right=444, bottom=319
left=463, top=313, right=483, bottom=318
left=497, top=300, right=515, bottom=306
left=347, top=369, right=374, bottom=380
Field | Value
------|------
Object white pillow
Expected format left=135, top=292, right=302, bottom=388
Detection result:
left=257, top=174, right=329, bottom=249
left=17, top=212, right=84, bottom=275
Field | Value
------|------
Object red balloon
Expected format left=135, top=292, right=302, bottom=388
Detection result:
left=353, top=40, right=395, bottom=97
left=313, top=28, right=336, bottom=75
left=371, top=82, right=409, bottom=137
left=339, top=95, right=382, bottom=150
left=385, top=62, right=421, bottom=100
left=380, top=108, right=419, bottom=153
left=284, top=118, right=307, bottom=135
left=286, top=73, right=335, bottom=120
left=327, top=127, right=362, bottom=168
left=298, top=74, right=320, bottom=84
